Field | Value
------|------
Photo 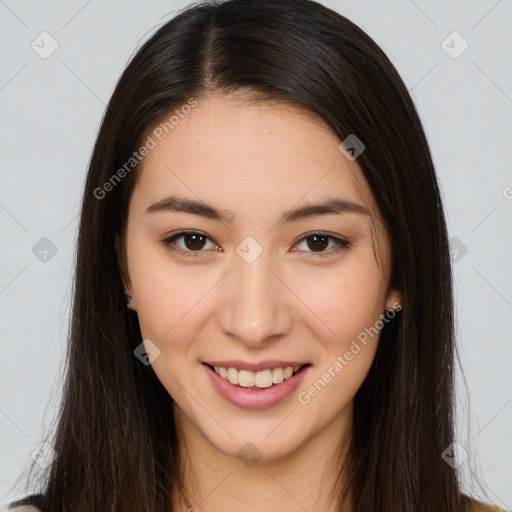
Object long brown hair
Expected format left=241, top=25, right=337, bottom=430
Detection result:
left=8, top=0, right=482, bottom=510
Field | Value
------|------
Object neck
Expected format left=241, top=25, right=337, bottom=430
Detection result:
left=172, top=403, right=354, bottom=512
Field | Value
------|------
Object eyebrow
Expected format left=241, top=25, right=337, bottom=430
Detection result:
left=145, top=194, right=371, bottom=225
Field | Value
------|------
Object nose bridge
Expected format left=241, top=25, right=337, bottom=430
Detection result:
left=219, top=244, right=292, bottom=346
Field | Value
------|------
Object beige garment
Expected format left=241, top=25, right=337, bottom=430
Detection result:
left=0, top=505, right=41, bottom=512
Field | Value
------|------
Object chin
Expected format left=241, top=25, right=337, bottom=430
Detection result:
left=198, top=413, right=312, bottom=462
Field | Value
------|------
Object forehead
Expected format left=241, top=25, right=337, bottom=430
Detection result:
left=133, top=93, right=377, bottom=219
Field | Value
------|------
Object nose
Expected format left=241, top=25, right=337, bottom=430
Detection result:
left=217, top=249, right=293, bottom=348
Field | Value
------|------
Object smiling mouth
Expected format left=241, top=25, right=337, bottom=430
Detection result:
left=204, top=363, right=311, bottom=389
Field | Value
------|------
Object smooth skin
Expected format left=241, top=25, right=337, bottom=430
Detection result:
left=116, top=91, right=402, bottom=512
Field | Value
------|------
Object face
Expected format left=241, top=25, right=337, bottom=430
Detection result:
left=116, top=92, right=401, bottom=462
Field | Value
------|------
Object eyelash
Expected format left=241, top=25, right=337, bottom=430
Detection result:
left=160, top=230, right=351, bottom=258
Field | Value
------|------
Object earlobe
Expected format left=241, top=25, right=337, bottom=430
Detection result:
left=385, top=287, right=402, bottom=312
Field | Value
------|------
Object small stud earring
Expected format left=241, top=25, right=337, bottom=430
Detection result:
left=125, top=295, right=132, bottom=308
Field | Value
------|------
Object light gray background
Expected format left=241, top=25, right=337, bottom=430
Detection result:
left=1, top=0, right=511, bottom=508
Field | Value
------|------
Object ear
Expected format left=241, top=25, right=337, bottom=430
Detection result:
left=384, top=286, right=402, bottom=312
left=115, top=234, right=137, bottom=311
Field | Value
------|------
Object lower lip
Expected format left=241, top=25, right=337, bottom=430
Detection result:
left=203, top=363, right=311, bottom=410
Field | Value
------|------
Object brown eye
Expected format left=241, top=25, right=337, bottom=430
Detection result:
left=161, top=231, right=218, bottom=257
left=161, top=230, right=350, bottom=258
left=182, top=233, right=207, bottom=250
left=293, top=232, right=350, bottom=256
left=306, top=234, right=329, bottom=252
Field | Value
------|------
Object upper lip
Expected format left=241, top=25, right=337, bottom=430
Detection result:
left=203, top=360, right=310, bottom=372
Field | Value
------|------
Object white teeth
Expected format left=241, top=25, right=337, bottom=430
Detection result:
left=238, top=369, right=255, bottom=387
left=227, top=367, right=239, bottom=385
left=254, top=369, right=273, bottom=388
left=272, top=367, right=284, bottom=384
left=211, top=364, right=303, bottom=388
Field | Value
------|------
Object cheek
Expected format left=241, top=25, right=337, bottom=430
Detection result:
left=127, top=241, right=209, bottom=342
left=297, top=275, right=383, bottom=413
left=135, top=275, right=206, bottom=344
left=293, top=260, right=388, bottom=343
left=292, top=260, right=386, bottom=406
left=301, top=343, right=377, bottom=415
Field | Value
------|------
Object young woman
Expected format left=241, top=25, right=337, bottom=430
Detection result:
left=3, top=0, right=506, bottom=511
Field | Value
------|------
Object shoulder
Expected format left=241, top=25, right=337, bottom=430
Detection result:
left=0, top=495, right=43, bottom=512
left=469, top=501, right=508, bottom=512
left=0, top=505, right=41, bottom=512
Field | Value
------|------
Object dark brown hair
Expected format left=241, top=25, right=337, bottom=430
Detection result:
left=8, top=0, right=486, bottom=510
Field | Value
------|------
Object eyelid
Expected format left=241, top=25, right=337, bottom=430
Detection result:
left=161, top=230, right=219, bottom=257
left=160, top=230, right=350, bottom=257
left=292, top=231, right=350, bottom=254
